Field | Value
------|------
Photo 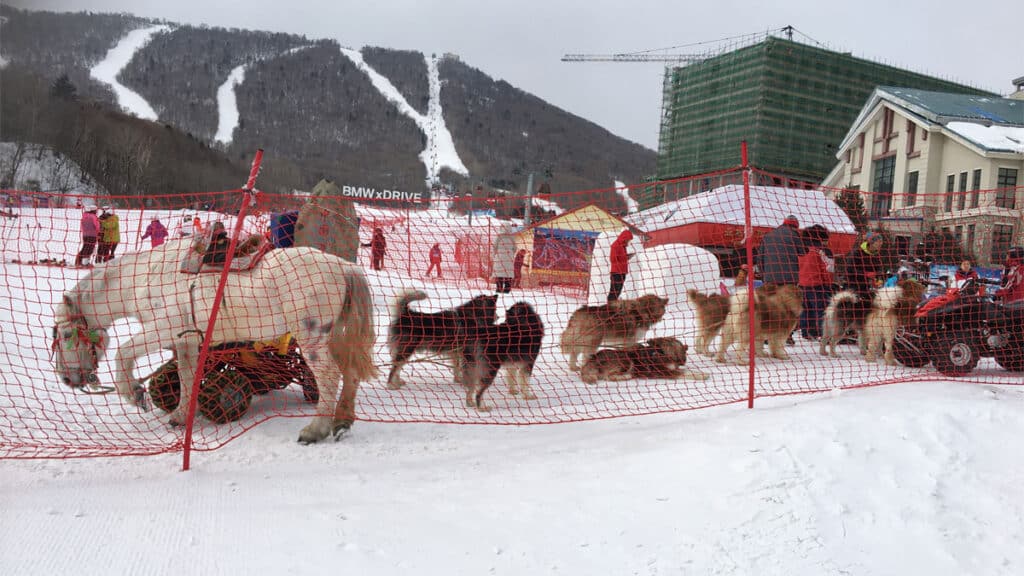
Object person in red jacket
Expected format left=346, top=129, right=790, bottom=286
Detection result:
left=797, top=225, right=834, bottom=340
left=995, top=247, right=1024, bottom=304
left=955, top=259, right=981, bottom=295
left=426, top=243, right=442, bottom=278
left=608, top=229, right=634, bottom=302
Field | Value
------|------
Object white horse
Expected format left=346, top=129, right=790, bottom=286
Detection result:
left=52, top=243, right=378, bottom=443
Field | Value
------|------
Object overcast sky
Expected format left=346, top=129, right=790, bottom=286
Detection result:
left=9, top=0, right=1023, bottom=150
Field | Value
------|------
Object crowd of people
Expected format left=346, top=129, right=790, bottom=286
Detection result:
left=71, top=205, right=1023, bottom=317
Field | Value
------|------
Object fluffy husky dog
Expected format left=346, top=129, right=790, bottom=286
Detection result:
left=686, top=289, right=730, bottom=356
left=580, top=337, right=707, bottom=384
left=386, top=290, right=498, bottom=389
left=559, top=294, right=669, bottom=372
left=714, top=284, right=802, bottom=365
left=819, top=290, right=872, bottom=358
left=821, top=279, right=926, bottom=361
left=462, top=302, right=545, bottom=411
left=863, top=279, right=927, bottom=365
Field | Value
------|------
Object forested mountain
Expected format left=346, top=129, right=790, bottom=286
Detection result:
left=0, top=6, right=655, bottom=211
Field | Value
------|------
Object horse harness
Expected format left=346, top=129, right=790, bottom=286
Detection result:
left=51, top=311, right=112, bottom=394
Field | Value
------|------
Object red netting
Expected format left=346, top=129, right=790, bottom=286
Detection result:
left=2, top=167, right=1021, bottom=463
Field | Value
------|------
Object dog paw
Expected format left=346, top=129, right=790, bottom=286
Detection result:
left=475, top=404, right=492, bottom=413
left=386, top=379, right=405, bottom=390
left=521, top=391, right=537, bottom=400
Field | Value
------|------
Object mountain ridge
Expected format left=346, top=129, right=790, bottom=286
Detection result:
left=0, top=6, right=655, bottom=211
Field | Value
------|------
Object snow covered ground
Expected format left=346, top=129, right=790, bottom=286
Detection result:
left=1, top=204, right=1023, bottom=574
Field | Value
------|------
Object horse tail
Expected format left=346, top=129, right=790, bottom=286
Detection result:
left=391, top=289, right=428, bottom=321
left=330, top=266, right=379, bottom=383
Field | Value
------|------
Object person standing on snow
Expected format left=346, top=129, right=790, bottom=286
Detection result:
left=369, top=227, right=387, bottom=270
left=141, top=217, right=169, bottom=248
left=995, top=247, right=1024, bottom=304
left=513, top=249, right=527, bottom=289
left=98, top=205, right=120, bottom=262
left=75, top=204, right=100, bottom=268
left=608, top=228, right=634, bottom=302
left=797, top=225, right=834, bottom=340
left=757, top=214, right=806, bottom=287
left=492, top=225, right=516, bottom=293
left=426, top=243, right=443, bottom=278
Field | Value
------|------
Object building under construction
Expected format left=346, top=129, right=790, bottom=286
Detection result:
left=643, top=34, right=994, bottom=210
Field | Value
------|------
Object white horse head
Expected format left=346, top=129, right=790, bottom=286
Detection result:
left=51, top=239, right=192, bottom=391
left=52, top=293, right=109, bottom=388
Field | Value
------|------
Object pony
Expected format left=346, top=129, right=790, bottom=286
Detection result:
left=52, top=242, right=378, bottom=444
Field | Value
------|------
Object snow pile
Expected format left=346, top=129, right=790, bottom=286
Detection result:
left=90, top=25, right=171, bottom=121
left=531, top=195, right=564, bottom=216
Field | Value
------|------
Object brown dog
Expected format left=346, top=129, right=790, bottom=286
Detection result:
left=560, top=294, right=669, bottom=372
left=580, top=337, right=708, bottom=383
left=714, top=284, right=802, bottom=365
left=864, top=279, right=927, bottom=365
left=686, top=289, right=730, bottom=356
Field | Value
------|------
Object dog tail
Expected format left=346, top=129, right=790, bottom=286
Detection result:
left=391, top=289, right=429, bottom=321
left=826, top=290, right=859, bottom=311
left=686, top=288, right=704, bottom=304
left=872, top=286, right=903, bottom=311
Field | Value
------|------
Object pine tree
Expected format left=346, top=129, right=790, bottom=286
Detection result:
left=49, top=74, right=78, bottom=101
left=835, top=189, right=869, bottom=233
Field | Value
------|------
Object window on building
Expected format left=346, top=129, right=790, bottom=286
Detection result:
left=906, top=121, right=916, bottom=155
left=992, top=224, right=1015, bottom=263
left=881, top=108, right=896, bottom=153
left=954, top=225, right=963, bottom=245
left=870, top=156, right=895, bottom=218
left=996, top=168, right=1018, bottom=209
left=854, top=133, right=866, bottom=171
left=970, top=169, right=982, bottom=209
left=905, top=170, right=918, bottom=207
left=957, top=172, right=968, bottom=211
left=945, top=174, right=955, bottom=212
left=967, top=224, right=976, bottom=252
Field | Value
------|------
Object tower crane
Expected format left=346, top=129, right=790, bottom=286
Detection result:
left=561, top=26, right=796, bottom=65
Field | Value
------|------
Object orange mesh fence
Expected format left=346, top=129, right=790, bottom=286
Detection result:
left=1, top=169, right=1022, bottom=462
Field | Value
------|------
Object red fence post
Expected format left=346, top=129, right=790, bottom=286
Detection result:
left=742, top=142, right=756, bottom=409
left=181, top=149, right=264, bottom=471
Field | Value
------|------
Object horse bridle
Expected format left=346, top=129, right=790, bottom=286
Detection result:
left=51, top=306, right=110, bottom=392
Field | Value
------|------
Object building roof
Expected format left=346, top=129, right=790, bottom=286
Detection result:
left=837, top=87, right=1024, bottom=155
left=626, top=185, right=856, bottom=234
left=519, top=202, right=644, bottom=237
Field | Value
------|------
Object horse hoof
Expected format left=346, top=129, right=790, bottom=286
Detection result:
left=331, top=419, right=353, bottom=440
left=132, top=384, right=151, bottom=411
